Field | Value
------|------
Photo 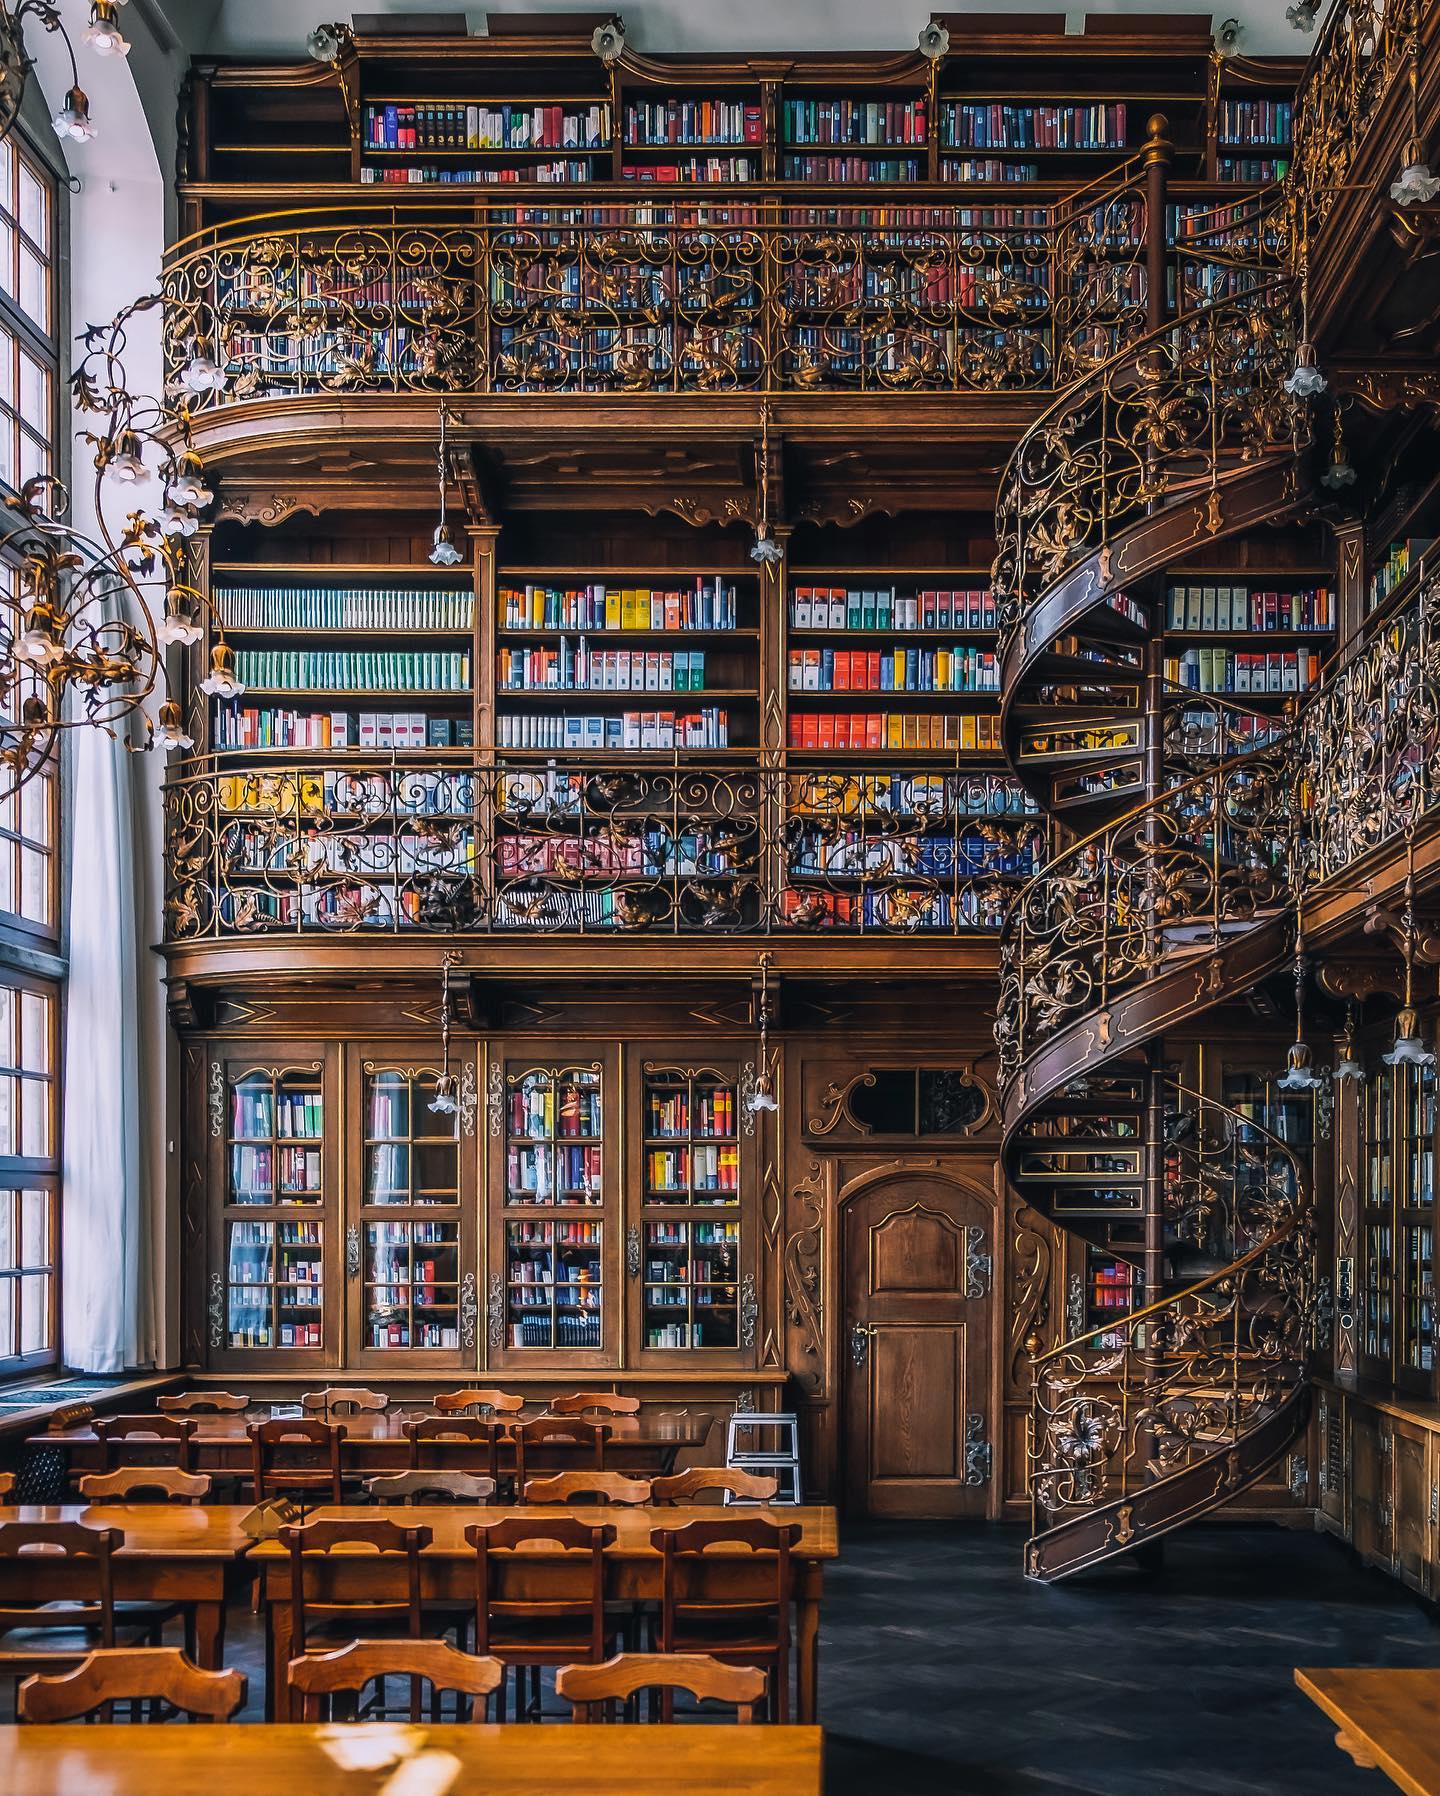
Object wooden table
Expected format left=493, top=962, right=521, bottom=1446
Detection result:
left=1296, top=1668, right=1440, bottom=1795
left=0, top=1504, right=255, bottom=1670
left=33, top=1407, right=714, bottom=1479
left=0, top=1722, right=824, bottom=1796
left=252, top=1502, right=838, bottom=1725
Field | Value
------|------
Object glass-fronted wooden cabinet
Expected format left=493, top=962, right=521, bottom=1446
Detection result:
left=1361, top=1058, right=1435, bottom=1394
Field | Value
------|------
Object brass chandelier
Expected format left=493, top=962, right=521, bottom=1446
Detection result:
left=1, top=0, right=132, bottom=149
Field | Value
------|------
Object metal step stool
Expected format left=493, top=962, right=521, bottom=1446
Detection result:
left=724, top=1410, right=802, bottom=1504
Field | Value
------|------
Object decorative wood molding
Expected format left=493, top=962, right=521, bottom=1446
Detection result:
left=783, top=1159, right=825, bottom=1390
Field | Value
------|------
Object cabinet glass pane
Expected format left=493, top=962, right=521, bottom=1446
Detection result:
left=1368, top=1066, right=1395, bottom=1208
left=226, top=1218, right=323, bottom=1349
left=1365, top=1221, right=1393, bottom=1361
left=228, top=1069, right=324, bottom=1205
left=644, top=1072, right=739, bottom=1205
left=364, top=1069, right=458, bottom=1205
left=643, top=1218, right=739, bottom=1348
left=506, top=1066, right=602, bottom=1206
left=1400, top=1223, right=1434, bottom=1374
left=365, top=1220, right=460, bottom=1350
left=1399, top=1062, right=1434, bottom=1208
left=506, top=1218, right=602, bottom=1349
left=640, top=1067, right=741, bottom=1353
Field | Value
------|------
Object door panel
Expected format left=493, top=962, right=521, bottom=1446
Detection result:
left=843, top=1172, right=992, bottom=1519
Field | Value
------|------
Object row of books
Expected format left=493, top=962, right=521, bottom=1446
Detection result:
left=786, top=264, right=1049, bottom=308
left=645, top=1144, right=742, bottom=1193
left=791, top=587, right=997, bottom=631
left=941, top=159, right=1040, bottom=182
left=791, top=834, right=1040, bottom=881
left=495, top=711, right=732, bottom=751
left=647, top=1089, right=736, bottom=1139
left=509, top=1316, right=602, bottom=1348
left=623, top=159, right=759, bottom=183
left=782, top=98, right=928, bottom=147
left=624, top=100, right=762, bottom=145
left=367, top=1322, right=461, bottom=1348
left=787, top=712, right=1003, bottom=751
left=508, top=1220, right=603, bottom=1247
left=777, top=884, right=1006, bottom=929
left=367, top=1089, right=443, bottom=1139
left=788, top=647, right=1000, bottom=694
left=218, top=586, right=474, bottom=632
left=501, top=580, right=739, bottom=634
left=1164, top=647, right=1322, bottom=694
left=781, top=155, right=924, bottom=182
left=508, top=1273, right=599, bottom=1301
left=508, top=1143, right=603, bottom=1200
left=359, top=162, right=594, bottom=185
left=1218, top=98, right=1293, bottom=147
left=509, top=1080, right=601, bottom=1140
left=496, top=832, right=744, bottom=880
left=645, top=1286, right=735, bottom=1308
left=497, top=644, right=711, bottom=693
left=228, top=1221, right=322, bottom=1247
left=646, top=1322, right=732, bottom=1347
left=231, top=652, right=472, bottom=694
left=230, top=1146, right=323, bottom=1199
left=218, top=769, right=475, bottom=819
left=365, top=1144, right=456, bottom=1202
left=213, top=710, right=474, bottom=752
left=366, top=1259, right=454, bottom=1302
left=362, top=102, right=610, bottom=152
left=1218, top=156, right=1290, bottom=183
left=217, top=266, right=466, bottom=312
left=791, top=772, right=1040, bottom=817
left=231, top=1088, right=323, bottom=1140
left=1370, top=539, right=1433, bottom=610
left=647, top=1220, right=739, bottom=1246
left=943, top=102, right=1127, bottom=150
left=227, top=1318, right=323, bottom=1350
left=1165, top=584, right=1335, bottom=633
left=366, top=1221, right=457, bottom=1247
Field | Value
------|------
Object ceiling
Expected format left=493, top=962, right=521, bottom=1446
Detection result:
left=179, top=0, right=1312, bottom=58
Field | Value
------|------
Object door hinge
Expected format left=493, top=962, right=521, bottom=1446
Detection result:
left=1430, top=1484, right=1438, bottom=1528
left=964, top=1412, right=992, bottom=1486
left=849, top=1322, right=871, bottom=1368
left=345, top=1225, right=360, bottom=1280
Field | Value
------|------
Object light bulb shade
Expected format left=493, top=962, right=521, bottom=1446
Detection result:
left=167, top=451, right=213, bottom=508
left=306, top=23, right=343, bottom=61
left=1277, top=1040, right=1326, bottom=1092
left=428, top=1074, right=459, bottom=1115
left=181, top=345, right=227, bottom=393
left=1284, top=343, right=1327, bottom=398
left=1382, top=1007, right=1436, bottom=1068
left=153, top=702, right=193, bottom=750
left=1391, top=143, right=1440, bottom=206
left=84, top=2, right=132, bottom=56
left=1285, top=1, right=1317, bottom=28
left=106, top=431, right=148, bottom=484
left=591, top=20, right=626, bottom=63
left=1332, top=1055, right=1365, bottom=1083
left=746, top=1074, right=779, bottom=1114
left=429, top=522, right=464, bottom=567
left=198, top=641, right=244, bottom=698
left=158, top=504, right=199, bottom=538
left=918, top=20, right=950, bottom=59
left=158, top=608, right=203, bottom=646
left=750, top=528, right=783, bottom=565
left=53, top=87, right=97, bottom=141
left=1321, top=457, right=1357, bottom=490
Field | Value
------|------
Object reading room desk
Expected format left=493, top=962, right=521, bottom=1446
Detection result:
left=1296, top=1667, right=1440, bottom=1795
left=0, top=1721, right=825, bottom=1796
left=0, top=1502, right=255, bottom=1669
left=250, top=1501, right=838, bottom=1723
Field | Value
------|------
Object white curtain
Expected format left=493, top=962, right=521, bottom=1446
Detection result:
left=60, top=720, right=160, bottom=1373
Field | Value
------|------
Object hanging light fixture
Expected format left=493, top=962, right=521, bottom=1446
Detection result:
left=1390, top=33, right=1440, bottom=206
left=1285, top=1, right=1318, bottom=29
left=428, top=952, right=463, bottom=1115
left=1383, top=834, right=1436, bottom=1068
left=1284, top=238, right=1327, bottom=400
left=0, top=0, right=129, bottom=147
left=1321, top=405, right=1357, bottom=490
left=83, top=1, right=130, bottom=58
left=746, top=953, right=780, bottom=1115
left=1279, top=907, right=1326, bottom=1092
left=1332, top=1003, right=1365, bottom=1085
left=428, top=406, right=465, bottom=568
left=750, top=402, right=783, bottom=565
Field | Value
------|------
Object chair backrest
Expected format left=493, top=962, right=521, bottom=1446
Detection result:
left=513, top=1415, right=607, bottom=1488
left=78, top=1467, right=212, bottom=1505
left=549, top=1392, right=640, bottom=1416
left=0, top=1522, right=122, bottom=1645
left=649, top=1467, right=779, bottom=1506
left=432, top=1388, right=525, bottom=1417
left=404, top=1415, right=496, bottom=1475
left=301, top=1387, right=388, bottom=1415
left=249, top=1418, right=344, bottom=1504
left=288, top=1639, right=503, bottom=1722
left=0, top=1471, right=13, bottom=1500
left=281, top=1518, right=433, bottom=1645
left=523, top=1471, right=652, bottom=1506
left=654, top=1518, right=802, bottom=1652
left=466, top=1518, right=616, bottom=1659
left=365, top=1469, right=495, bottom=1506
left=95, top=1414, right=196, bottom=1473
left=556, top=1652, right=765, bottom=1723
left=158, top=1391, right=250, bottom=1414
left=18, top=1647, right=246, bottom=1723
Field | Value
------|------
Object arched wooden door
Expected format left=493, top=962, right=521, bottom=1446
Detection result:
left=842, top=1172, right=994, bottom=1518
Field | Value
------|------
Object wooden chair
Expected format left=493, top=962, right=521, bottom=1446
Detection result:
left=0, top=1522, right=181, bottom=1684
left=512, top=1416, right=607, bottom=1492
left=549, top=1392, right=640, bottom=1417
left=78, top=1468, right=212, bottom=1506
left=301, top=1387, right=389, bottom=1416
left=405, top=1415, right=498, bottom=1484
left=0, top=1472, right=13, bottom=1500
left=365, top=1470, right=494, bottom=1506
left=432, top=1388, right=525, bottom=1418
left=94, top=1415, right=196, bottom=1475
left=650, top=1468, right=779, bottom=1506
left=654, top=1518, right=802, bottom=1722
left=288, top=1639, right=503, bottom=1723
left=523, top=1472, right=652, bottom=1506
left=18, top=1647, right=246, bottom=1723
left=249, top=1418, right=344, bottom=1507
left=157, top=1391, right=250, bottom=1415
left=467, top=1517, right=618, bottom=1723
left=557, top=1652, right=766, bottom=1724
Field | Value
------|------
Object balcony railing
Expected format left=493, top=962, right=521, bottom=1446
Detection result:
left=162, top=755, right=1046, bottom=940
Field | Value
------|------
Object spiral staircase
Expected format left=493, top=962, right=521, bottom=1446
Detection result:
left=994, top=182, right=1322, bottom=1581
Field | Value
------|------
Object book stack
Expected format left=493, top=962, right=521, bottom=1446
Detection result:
left=624, top=99, right=762, bottom=144
left=647, top=1086, right=736, bottom=1136
left=941, top=158, right=1040, bottom=182
left=788, top=646, right=999, bottom=693
left=360, top=161, right=594, bottom=185
left=214, top=709, right=472, bottom=751
left=1165, top=583, right=1334, bottom=631
left=791, top=585, right=996, bottom=630
left=1218, top=97, right=1292, bottom=147
left=502, top=579, right=738, bottom=632
left=363, top=101, right=610, bottom=151
left=943, top=101, right=1126, bottom=150
left=1369, top=539, right=1433, bottom=610
left=233, top=650, right=471, bottom=693
left=498, top=641, right=708, bottom=691
left=1164, top=647, right=1321, bottom=693
left=787, top=712, right=1002, bottom=751
left=623, top=157, right=759, bottom=182
left=219, top=586, right=474, bottom=632
left=496, top=710, right=730, bottom=750
left=782, top=155, right=924, bottom=181
left=783, top=97, right=928, bottom=145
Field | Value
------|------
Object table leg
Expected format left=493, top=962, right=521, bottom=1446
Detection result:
left=193, top=1599, right=225, bottom=1671
left=796, top=1580, right=820, bottom=1723
left=268, top=1597, right=294, bottom=1722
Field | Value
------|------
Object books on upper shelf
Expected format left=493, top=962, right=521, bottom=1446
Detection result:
left=782, top=98, right=928, bottom=146
left=787, top=646, right=999, bottom=694
left=788, top=824, right=1043, bottom=879
left=502, top=580, right=738, bottom=632
left=498, top=643, right=709, bottom=692
left=496, top=710, right=730, bottom=750
left=1370, top=539, right=1435, bottom=610
left=1217, top=155, right=1290, bottom=183
left=217, top=768, right=476, bottom=819
left=497, top=828, right=744, bottom=880
left=231, top=650, right=471, bottom=693
left=940, top=158, right=1040, bottom=182
left=776, top=885, right=1007, bottom=930
left=363, top=102, right=610, bottom=152
left=232, top=1086, right=322, bottom=1139
left=790, top=585, right=996, bottom=630
left=788, top=770, right=1040, bottom=817
left=786, top=711, right=1002, bottom=751
left=1164, top=647, right=1321, bottom=693
left=212, top=708, right=473, bottom=752
left=1218, top=97, right=1292, bottom=148
left=942, top=101, right=1126, bottom=150
left=1164, top=583, right=1334, bottom=632
left=219, top=586, right=475, bottom=632
left=647, top=1087, right=736, bottom=1137
left=623, top=99, right=762, bottom=145
left=782, top=154, right=923, bottom=182
left=645, top=1144, right=740, bottom=1194
left=623, top=158, right=760, bottom=182
left=361, top=162, right=595, bottom=184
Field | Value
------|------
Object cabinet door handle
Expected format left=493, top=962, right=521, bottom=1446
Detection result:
left=345, top=1225, right=360, bottom=1281
left=849, top=1322, right=872, bottom=1367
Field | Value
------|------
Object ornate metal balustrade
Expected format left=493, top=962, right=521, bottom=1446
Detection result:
left=1026, top=1076, right=1313, bottom=1552
left=161, top=755, right=1046, bottom=940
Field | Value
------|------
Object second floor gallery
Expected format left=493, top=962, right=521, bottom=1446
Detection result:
left=0, top=1, right=1439, bottom=1791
